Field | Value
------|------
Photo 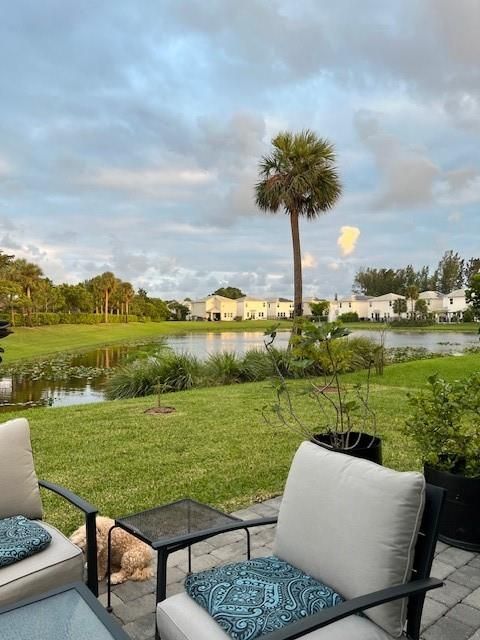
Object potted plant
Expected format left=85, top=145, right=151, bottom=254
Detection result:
left=406, top=373, right=480, bottom=551
left=264, top=321, right=382, bottom=464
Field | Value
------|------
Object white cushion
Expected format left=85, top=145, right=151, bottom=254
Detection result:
left=0, top=522, right=83, bottom=606
left=274, top=442, right=425, bottom=638
left=0, top=418, right=43, bottom=520
left=156, top=592, right=394, bottom=640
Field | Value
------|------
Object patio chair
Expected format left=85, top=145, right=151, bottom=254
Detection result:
left=156, top=441, right=445, bottom=640
left=0, top=417, right=98, bottom=606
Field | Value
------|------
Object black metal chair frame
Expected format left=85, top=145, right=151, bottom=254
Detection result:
left=38, top=480, right=98, bottom=596
left=157, top=484, right=446, bottom=640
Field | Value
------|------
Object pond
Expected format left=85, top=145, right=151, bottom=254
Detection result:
left=1, top=329, right=478, bottom=411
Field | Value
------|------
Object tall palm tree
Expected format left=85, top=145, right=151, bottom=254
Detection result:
left=255, top=130, right=342, bottom=319
left=11, top=259, right=43, bottom=299
left=120, top=282, right=135, bottom=321
left=99, top=272, right=117, bottom=323
left=405, top=285, right=419, bottom=318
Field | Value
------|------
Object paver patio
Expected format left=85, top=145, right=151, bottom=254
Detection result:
left=98, top=496, right=480, bottom=640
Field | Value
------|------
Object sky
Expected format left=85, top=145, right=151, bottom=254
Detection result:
left=1, top=0, right=479, bottom=300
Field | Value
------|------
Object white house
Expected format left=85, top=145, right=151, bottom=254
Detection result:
left=442, top=289, right=468, bottom=320
left=190, top=295, right=237, bottom=321
left=328, top=295, right=372, bottom=322
left=267, top=298, right=294, bottom=319
left=417, top=291, right=444, bottom=314
left=368, top=293, right=406, bottom=321
left=235, top=296, right=268, bottom=320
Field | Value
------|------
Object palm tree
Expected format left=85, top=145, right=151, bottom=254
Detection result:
left=11, top=259, right=43, bottom=300
left=120, top=282, right=135, bottom=321
left=99, top=272, right=117, bottom=323
left=405, top=285, right=419, bottom=318
left=255, top=130, right=342, bottom=319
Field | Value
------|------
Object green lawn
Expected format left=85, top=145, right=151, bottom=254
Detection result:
left=3, top=320, right=291, bottom=364
left=3, top=352, right=478, bottom=535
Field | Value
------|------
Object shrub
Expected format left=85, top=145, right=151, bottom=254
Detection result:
left=462, top=307, right=476, bottom=323
left=205, top=352, right=243, bottom=385
left=240, top=349, right=274, bottom=381
left=337, top=312, right=359, bottom=322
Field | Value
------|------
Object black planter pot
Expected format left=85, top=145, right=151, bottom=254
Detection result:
left=424, top=465, right=480, bottom=552
left=312, top=431, right=382, bottom=465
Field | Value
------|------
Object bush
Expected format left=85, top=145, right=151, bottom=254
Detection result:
left=205, top=352, right=243, bottom=385
left=337, top=312, right=359, bottom=322
left=240, top=349, right=274, bottom=381
left=462, top=307, right=476, bottom=323
left=5, top=313, right=148, bottom=327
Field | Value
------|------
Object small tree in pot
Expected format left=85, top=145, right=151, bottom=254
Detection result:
left=264, top=321, right=381, bottom=464
left=406, top=373, right=480, bottom=550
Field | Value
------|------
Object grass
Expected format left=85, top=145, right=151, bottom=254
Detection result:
left=3, top=320, right=291, bottom=364
left=3, top=352, right=478, bottom=535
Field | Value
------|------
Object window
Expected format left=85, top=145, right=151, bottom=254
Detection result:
left=450, top=298, right=453, bottom=305
left=348, top=303, right=352, bottom=308
left=339, top=303, right=342, bottom=309
left=389, top=301, right=392, bottom=307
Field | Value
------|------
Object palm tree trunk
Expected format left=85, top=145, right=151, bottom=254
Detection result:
left=104, top=290, right=109, bottom=323
left=290, top=210, right=303, bottom=318
left=125, top=300, right=129, bottom=323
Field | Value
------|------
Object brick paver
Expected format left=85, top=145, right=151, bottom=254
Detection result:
left=101, top=496, right=480, bottom=640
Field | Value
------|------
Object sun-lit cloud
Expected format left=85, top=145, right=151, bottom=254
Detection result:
left=337, top=226, right=360, bottom=257
left=301, top=252, right=317, bottom=269
left=86, top=167, right=216, bottom=195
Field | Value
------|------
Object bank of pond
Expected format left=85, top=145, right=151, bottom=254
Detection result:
left=1, top=329, right=479, bottom=411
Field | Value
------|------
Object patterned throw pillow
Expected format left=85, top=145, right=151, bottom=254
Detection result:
left=0, top=515, right=52, bottom=568
left=185, top=556, right=343, bottom=640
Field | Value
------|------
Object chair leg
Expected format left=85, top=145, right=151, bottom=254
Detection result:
left=85, top=511, right=98, bottom=596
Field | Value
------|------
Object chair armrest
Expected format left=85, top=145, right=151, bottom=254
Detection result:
left=39, top=480, right=97, bottom=514
left=39, top=479, right=99, bottom=596
left=152, top=516, right=277, bottom=550
left=261, top=577, right=443, bottom=640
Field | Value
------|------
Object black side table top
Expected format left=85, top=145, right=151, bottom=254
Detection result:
left=116, top=498, right=241, bottom=547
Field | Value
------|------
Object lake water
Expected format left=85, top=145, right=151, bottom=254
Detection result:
left=1, top=329, right=478, bottom=411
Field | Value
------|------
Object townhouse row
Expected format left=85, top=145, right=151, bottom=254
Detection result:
left=186, top=295, right=297, bottom=321
left=328, top=289, right=468, bottom=322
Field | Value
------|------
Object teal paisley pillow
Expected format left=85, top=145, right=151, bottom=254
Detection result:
left=0, top=515, right=52, bottom=568
left=185, top=556, right=343, bottom=640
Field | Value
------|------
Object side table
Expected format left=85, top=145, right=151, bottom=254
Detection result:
left=107, top=498, right=250, bottom=609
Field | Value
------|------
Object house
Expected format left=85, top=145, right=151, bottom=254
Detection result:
left=189, top=295, right=237, bottom=321
left=303, top=297, right=329, bottom=318
left=368, top=293, right=406, bottom=321
left=235, top=296, right=268, bottom=320
left=442, top=289, right=468, bottom=321
left=328, top=295, right=372, bottom=322
left=417, top=291, right=444, bottom=314
left=266, top=298, right=294, bottom=319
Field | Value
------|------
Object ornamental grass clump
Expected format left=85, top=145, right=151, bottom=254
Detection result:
left=406, top=373, right=480, bottom=477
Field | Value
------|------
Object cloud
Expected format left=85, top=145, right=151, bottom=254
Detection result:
left=301, top=252, right=317, bottom=269
left=0, top=155, right=11, bottom=176
left=337, top=226, right=360, bottom=256
left=86, top=166, right=216, bottom=195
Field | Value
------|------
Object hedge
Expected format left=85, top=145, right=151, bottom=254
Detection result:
left=1, top=313, right=151, bottom=327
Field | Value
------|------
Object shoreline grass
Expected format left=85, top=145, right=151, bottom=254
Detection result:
left=2, top=352, right=478, bottom=535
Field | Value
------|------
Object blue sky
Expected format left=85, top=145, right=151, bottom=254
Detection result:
left=1, top=0, right=479, bottom=299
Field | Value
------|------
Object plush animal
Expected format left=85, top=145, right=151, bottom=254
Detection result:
left=70, top=516, right=154, bottom=584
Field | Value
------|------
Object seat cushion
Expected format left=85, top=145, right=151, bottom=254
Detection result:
left=157, top=592, right=394, bottom=640
left=0, top=515, right=52, bottom=568
left=274, top=442, right=425, bottom=638
left=0, top=418, right=43, bottom=520
left=185, top=556, right=343, bottom=640
left=0, top=522, right=83, bottom=606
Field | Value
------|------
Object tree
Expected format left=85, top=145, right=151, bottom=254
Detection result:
left=99, top=272, right=117, bottom=323
left=466, top=274, right=480, bottom=318
left=212, top=287, right=245, bottom=299
left=432, top=250, right=464, bottom=293
left=405, top=285, right=419, bottom=316
left=465, top=258, right=480, bottom=286
left=309, top=300, right=329, bottom=317
left=120, top=282, right=135, bottom=320
left=255, top=130, right=341, bottom=318
left=10, top=259, right=43, bottom=300
left=392, top=298, right=407, bottom=315
left=167, top=301, right=190, bottom=320
left=415, top=299, right=428, bottom=318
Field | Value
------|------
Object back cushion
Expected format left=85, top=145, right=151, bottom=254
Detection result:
left=274, top=442, right=425, bottom=638
left=0, top=418, right=43, bottom=519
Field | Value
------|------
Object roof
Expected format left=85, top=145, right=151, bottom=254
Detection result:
left=237, top=296, right=266, bottom=302
left=338, top=294, right=372, bottom=302
left=447, top=289, right=466, bottom=298
left=267, top=297, right=293, bottom=303
left=373, top=293, right=405, bottom=301
left=418, top=291, right=443, bottom=299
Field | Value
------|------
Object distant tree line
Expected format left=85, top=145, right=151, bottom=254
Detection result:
left=353, top=251, right=480, bottom=297
left=0, top=250, right=189, bottom=326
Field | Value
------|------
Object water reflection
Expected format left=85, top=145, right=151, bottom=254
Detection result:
left=1, top=330, right=478, bottom=412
